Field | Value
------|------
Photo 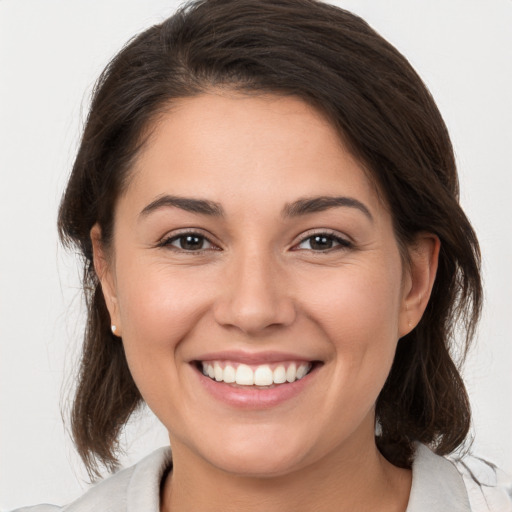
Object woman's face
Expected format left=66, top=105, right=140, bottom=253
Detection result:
left=97, top=93, right=429, bottom=476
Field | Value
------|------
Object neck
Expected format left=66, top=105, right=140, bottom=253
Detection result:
left=161, top=432, right=411, bottom=512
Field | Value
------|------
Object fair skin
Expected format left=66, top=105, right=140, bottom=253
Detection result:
left=92, top=92, right=439, bottom=512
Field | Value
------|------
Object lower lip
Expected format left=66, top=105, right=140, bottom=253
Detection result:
left=193, top=364, right=318, bottom=409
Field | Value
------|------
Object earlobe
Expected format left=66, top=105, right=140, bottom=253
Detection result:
left=90, top=224, right=121, bottom=335
left=399, top=233, right=440, bottom=337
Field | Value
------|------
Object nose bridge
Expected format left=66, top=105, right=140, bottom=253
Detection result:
left=214, top=242, right=296, bottom=334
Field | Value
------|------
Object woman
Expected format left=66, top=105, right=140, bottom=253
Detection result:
left=12, top=0, right=511, bottom=510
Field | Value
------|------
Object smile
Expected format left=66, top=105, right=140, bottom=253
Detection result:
left=201, top=361, right=313, bottom=386
left=193, top=356, right=321, bottom=408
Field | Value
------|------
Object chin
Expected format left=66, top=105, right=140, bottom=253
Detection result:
left=212, top=450, right=306, bottom=478
left=194, top=426, right=312, bottom=477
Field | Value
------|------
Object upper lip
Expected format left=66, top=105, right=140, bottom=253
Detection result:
left=192, top=350, right=317, bottom=365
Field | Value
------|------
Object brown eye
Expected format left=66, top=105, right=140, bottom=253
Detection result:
left=309, top=235, right=334, bottom=250
left=296, top=233, right=351, bottom=251
left=179, top=235, right=205, bottom=250
left=162, top=233, right=215, bottom=251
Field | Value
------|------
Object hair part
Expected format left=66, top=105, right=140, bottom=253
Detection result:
left=58, top=0, right=482, bottom=477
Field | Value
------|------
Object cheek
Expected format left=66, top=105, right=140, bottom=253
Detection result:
left=117, top=261, right=214, bottom=338
left=296, top=259, right=404, bottom=399
left=114, top=263, right=214, bottom=397
left=299, top=259, right=403, bottom=342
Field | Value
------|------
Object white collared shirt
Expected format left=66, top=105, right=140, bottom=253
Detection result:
left=10, top=444, right=512, bottom=511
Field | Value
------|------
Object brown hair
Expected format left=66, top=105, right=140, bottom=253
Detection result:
left=58, top=0, right=482, bottom=476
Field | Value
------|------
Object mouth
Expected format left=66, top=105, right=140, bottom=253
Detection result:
left=190, top=352, right=323, bottom=408
left=193, top=358, right=322, bottom=390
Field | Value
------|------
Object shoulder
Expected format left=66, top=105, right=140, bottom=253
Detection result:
left=7, top=507, right=61, bottom=512
left=448, top=451, right=512, bottom=512
left=408, top=443, right=512, bottom=512
left=8, top=447, right=172, bottom=512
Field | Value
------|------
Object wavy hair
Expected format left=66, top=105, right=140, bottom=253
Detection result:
left=58, top=0, right=482, bottom=477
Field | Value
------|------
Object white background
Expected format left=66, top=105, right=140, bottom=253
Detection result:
left=1, top=0, right=511, bottom=509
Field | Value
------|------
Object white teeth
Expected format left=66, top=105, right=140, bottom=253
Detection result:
left=296, top=364, right=308, bottom=380
left=254, top=365, right=273, bottom=386
left=273, top=365, right=287, bottom=384
left=214, top=362, right=223, bottom=381
left=223, top=365, right=236, bottom=383
left=286, top=363, right=297, bottom=383
left=235, top=364, right=254, bottom=385
left=201, top=361, right=312, bottom=386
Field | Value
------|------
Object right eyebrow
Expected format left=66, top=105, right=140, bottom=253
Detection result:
left=282, top=195, right=373, bottom=222
left=139, top=195, right=225, bottom=219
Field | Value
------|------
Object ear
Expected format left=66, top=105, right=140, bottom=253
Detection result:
left=90, top=223, right=122, bottom=336
left=399, top=233, right=440, bottom=337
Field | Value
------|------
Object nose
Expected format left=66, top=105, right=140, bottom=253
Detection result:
left=213, top=249, right=296, bottom=336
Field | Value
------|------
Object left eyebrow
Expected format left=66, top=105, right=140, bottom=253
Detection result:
left=139, top=195, right=225, bottom=218
left=282, top=196, right=373, bottom=222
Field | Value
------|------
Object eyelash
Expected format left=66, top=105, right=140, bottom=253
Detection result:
left=158, top=231, right=218, bottom=253
left=158, top=230, right=352, bottom=254
left=293, top=231, right=352, bottom=252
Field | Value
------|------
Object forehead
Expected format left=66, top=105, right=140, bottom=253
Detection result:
left=122, top=92, right=383, bottom=219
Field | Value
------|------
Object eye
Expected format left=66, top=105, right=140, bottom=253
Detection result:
left=160, top=232, right=217, bottom=252
left=294, top=232, right=351, bottom=252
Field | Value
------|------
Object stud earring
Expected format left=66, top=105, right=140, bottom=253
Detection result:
left=405, top=304, right=412, bottom=328
left=111, top=325, right=117, bottom=333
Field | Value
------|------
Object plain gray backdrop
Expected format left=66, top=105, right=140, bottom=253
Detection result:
left=1, top=0, right=511, bottom=509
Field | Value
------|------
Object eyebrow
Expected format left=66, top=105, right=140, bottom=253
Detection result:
left=139, top=195, right=225, bottom=218
left=283, top=196, right=373, bottom=221
left=139, top=194, right=373, bottom=222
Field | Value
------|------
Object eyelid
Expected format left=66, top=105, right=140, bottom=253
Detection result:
left=156, top=227, right=352, bottom=253
left=291, top=229, right=353, bottom=251
left=157, top=228, right=221, bottom=251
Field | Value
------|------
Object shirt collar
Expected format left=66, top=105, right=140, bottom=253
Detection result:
left=406, top=443, right=471, bottom=512
left=126, top=446, right=172, bottom=512
left=123, top=443, right=471, bottom=512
